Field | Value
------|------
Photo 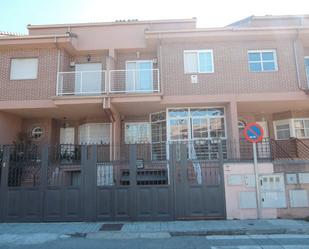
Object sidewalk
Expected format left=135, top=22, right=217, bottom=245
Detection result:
left=0, top=219, right=308, bottom=240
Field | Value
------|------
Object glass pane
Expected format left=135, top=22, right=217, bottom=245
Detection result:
left=277, top=130, right=290, bottom=140
left=277, top=124, right=290, bottom=130
left=304, top=120, right=309, bottom=129
left=305, top=129, right=309, bottom=138
left=248, top=52, right=261, bottom=62
left=190, top=108, right=208, bottom=117
left=263, top=62, right=276, bottom=71
left=151, top=122, right=166, bottom=143
left=249, top=62, right=262, bottom=72
left=192, top=118, right=208, bottom=139
left=125, top=123, right=150, bottom=143
left=168, top=109, right=189, bottom=118
left=209, top=118, right=225, bottom=138
left=82, top=71, right=102, bottom=93
left=207, top=108, right=224, bottom=116
left=294, top=120, right=304, bottom=129
left=199, top=52, right=213, bottom=72
left=305, top=59, right=309, bottom=83
left=295, top=129, right=305, bottom=138
left=151, top=112, right=166, bottom=122
left=262, top=52, right=274, bottom=61
left=137, top=62, right=153, bottom=91
left=184, top=52, right=198, bottom=73
left=169, top=119, right=188, bottom=140
left=125, top=62, right=136, bottom=91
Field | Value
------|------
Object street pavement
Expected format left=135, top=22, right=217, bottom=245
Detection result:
left=0, top=220, right=309, bottom=248
left=2, top=234, right=309, bottom=249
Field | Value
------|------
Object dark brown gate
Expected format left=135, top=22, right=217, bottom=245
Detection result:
left=0, top=143, right=226, bottom=222
left=0, top=145, right=42, bottom=222
left=173, top=144, right=226, bottom=220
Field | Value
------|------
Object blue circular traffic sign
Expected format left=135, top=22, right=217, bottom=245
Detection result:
left=243, top=123, right=264, bottom=143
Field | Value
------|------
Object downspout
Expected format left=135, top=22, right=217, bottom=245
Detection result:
left=54, top=36, right=61, bottom=96
left=158, top=35, right=163, bottom=96
left=293, top=31, right=307, bottom=92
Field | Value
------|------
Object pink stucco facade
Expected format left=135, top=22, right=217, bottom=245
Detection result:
left=224, top=162, right=277, bottom=220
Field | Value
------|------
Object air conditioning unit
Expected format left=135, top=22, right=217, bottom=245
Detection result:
left=191, top=75, right=198, bottom=84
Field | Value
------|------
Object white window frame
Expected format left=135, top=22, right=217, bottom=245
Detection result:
left=248, top=50, right=278, bottom=72
left=183, top=50, right=214, bottom=74
left=10, top=58, right=38, bottom=80
left=273, top=119, right=292, bottom=140
left=124, top=122, right=151, bottom=144
left=166, top=106, right=227, bottom=142
left=30, top=126, right=44, bottom=140
left=125, top=60, right=154, bottom=92
left=293, top=118, right=309, bottom=139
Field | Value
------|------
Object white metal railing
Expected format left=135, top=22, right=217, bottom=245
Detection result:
left=57, top=71, right=106, bottom=96
left=109, top=69, right=160, bottom=93
left=56, top=69, right=160, bottom=96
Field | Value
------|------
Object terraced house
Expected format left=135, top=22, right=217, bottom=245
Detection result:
left=0, top=15, right=309, bottom=222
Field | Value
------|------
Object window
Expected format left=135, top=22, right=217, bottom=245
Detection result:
left=294, top=119, right=309, bottom=138
left=31, top=127, right=43, bottom=140
left=184, top=50, right=214, bottom=74
left=150, top=112, right=167, bottom=160
left=248, top=50, right=278, bottom=72
left=276, top=124, right=291, bottom=140
left=126, top=61, right=153, bottom=92
left=125, top=122, right=151, bottom=144
left=304, top=57, right=309, bottom=86
left=10, top=58, right=38, bottom=80
left=79, top=123, right=111, bottom=144
left=167, top=107, right=225, bottom=141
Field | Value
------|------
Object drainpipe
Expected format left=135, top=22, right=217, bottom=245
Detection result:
left=293, top=34, right=307, bottom=92
left=158, top=36, right=163, bottom=96
left=53, top=35, right=61, bottom=96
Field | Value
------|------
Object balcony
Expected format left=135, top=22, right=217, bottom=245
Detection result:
left=56, top=69, right=160, bottom=96
left=109, top=69, right=160, bottom=94
left=57, top=71, right=106, bottom=96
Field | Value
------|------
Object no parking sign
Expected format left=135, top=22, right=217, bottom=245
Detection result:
left=243, top=122, right=265, bottom=219
left=243, top=123, right=264, bottom=143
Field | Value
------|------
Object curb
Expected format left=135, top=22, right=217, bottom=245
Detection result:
left=85, top=231, right=171, bottom=239
left=170, top=229, right=288, bottom=237
left=78, top=229, right=309, bottom=239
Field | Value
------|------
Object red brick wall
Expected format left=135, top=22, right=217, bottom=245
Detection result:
left=160, top=39, right=307, bottom=96
left=0, top=48, right=58, bottom=100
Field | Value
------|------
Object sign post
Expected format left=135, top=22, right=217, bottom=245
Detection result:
left=243, top=123, right=264, bottom=219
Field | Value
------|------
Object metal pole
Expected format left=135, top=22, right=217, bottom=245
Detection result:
left=253, top=142, right=261, bottom=219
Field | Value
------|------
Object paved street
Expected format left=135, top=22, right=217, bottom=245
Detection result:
left=1, top=234, right=309, bottom=249
left=0, top=220, right=309, bottom=248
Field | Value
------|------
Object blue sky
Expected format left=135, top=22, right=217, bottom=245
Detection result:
left=1, top=0, right=308, bottom=34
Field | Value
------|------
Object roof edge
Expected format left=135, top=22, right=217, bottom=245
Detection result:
left=252, top=14, right=309, bottom=20
left=0, top=34, right=71, bottom=41
left=27, top=18, right=197, bottom=29
left=145, top=25, right=308, bottom=35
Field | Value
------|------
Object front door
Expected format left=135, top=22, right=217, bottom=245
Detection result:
left=126, top=61, right=153, bottom=92
left=75, top=63, right=102, bottom=94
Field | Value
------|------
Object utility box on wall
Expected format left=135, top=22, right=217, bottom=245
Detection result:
left=224, top=163, right=277, bottom=220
